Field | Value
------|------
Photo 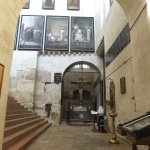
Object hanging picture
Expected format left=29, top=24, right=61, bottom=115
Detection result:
left=67, top=0, right=80, bottom=10
left=23, top=0, right=30, bottom=9
left=42, top=0, right=55, bottom=10
left=44, top=16, right=69, bottom=51
left=120, top=76, right=126, bottom=94
left=70, top=17, right=94, bottom=52
left=18, top=15, right=45, bottom=50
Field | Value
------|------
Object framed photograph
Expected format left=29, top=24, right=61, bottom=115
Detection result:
left=70, top=17, right=94, bottom=52
left=42, top=0, right=55, bottom=10
left=44, top=16, right=69, bottom=51
left=120, top=76, right=126, bottom=94
left=23, top=0, right=30, bottom=9
left=14, top=16, right=20, bottom=50
left=0, top=64, right=4, bottom=96
left=18, top=15, right=45, bottom=50
left=67, top=0, right=80, bottom=10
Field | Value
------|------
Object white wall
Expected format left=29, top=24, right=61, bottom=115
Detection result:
left=16, top=0, right=110, bottom=52
left=94, top=0, right=110, bottom=50
left=37, top=53, right=103, bottom=82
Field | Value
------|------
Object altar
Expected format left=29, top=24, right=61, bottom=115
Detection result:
left=66, top=99, right=96, bottom=126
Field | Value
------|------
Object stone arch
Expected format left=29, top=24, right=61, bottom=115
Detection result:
left=62, top=60, right=102, bottom=79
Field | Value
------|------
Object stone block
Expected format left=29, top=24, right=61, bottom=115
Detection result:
left=17, top=70, right=26, bottom=80
left=51, top=104, right=61, bottom=112
left=17, top=79, right=35, bottom=93
left=52, top=118, right=60, bottom=125
left=25, top=68, right=36, bottom=80
left=50, top=111, right=60, bottom=119
left=35, top=103, right=45, bottom=109
left=35, top=93, right=47, bottom=103
left=21, top=102, right=33, bottom=110
left=37, top=70, right=51, bottom=83
left=8, top=92, right=18, bottom=100
left=35, top=108, right=46, bottom=117
left=9, top=77, right=17, bottom=88
left=45, top=84, right=59, bottom=94
left=35, top=82, right=45, bottom=93
left=54, top=93, right=61, bottom=104
left=47, top=93, right=55, bottom=104
left=16, top=92, right=34, bottom=103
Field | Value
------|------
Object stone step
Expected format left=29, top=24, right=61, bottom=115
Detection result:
left=4, top=117, right=44, bottom=137
left=5, top=113, right=36, bottom=120
left=7, top=106, right=26, bottom=110
left=3, top=120, right=49, bottom=150
left=5, top=123, right=51, bottom=150
left=3, top=97, right=51, bottom=150
left=5, top=115, right=40, bottom=127
left=6, top=110, right=32, bottom=115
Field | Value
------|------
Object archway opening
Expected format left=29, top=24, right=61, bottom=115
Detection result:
left=61, top=61, right=103, bottom=121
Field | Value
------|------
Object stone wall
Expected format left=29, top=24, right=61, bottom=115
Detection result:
left=35, top=70, right=61, bottom=125
left=9, top=51, right=38, bottom=110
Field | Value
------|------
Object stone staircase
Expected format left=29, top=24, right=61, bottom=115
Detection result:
left=3, top=97, right=51, bottom=150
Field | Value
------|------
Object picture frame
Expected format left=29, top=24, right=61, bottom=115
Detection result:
left=70, top=17, right=94, bottom=52
left=42, top=0, right=55, bottom=10
left=44, top=16, right=69, bottom=51
left=0, top=64, right=4, bottom=96
left=14, top=16, right=20, bottom=50
left=67, top=0, right=80, bottom=10
left=18, top=15, right=45, bottom=50
left=23, top=0, right=30, bottom=9
left=120, top=76, right=126, bottom=94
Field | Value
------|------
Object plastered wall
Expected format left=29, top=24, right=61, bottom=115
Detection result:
left=103, top=1, right=150, bottom=149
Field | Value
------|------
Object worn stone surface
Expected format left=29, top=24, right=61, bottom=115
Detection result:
left=8, top=92, right=18, bottom=100
left=16, top=92, right=34, bottom=103
left=21, top=102, right=33, bottom=110
left=25, top=68, right=36, bottom=80
left=35, top=93, right=47, bottom=103
left=26, top=123, right=132, bottom=150
left=17, top=79, right=35, bottom=93
left=45, top=84, right=60, bottom=94
left=37, top=70, right=51, bottom=83
left=50, top=111, right=60, bottom=119
left=35, top=103, right=45, bottom=109
left=9, top=77, right=17, bottom=92
left=35, top=108, right=46, bottom=117
left=53, top=93, right=61, bottom=104
left=35, top=82, right=45, bottom=93
left=47, top=93, right=55, bottom=104
left=17, top=70, right=26, bottom=80
left=51, top=104, right=61, bottom=112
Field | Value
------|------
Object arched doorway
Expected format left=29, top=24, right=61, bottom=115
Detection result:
left=61, top=61, right=103, bottom=121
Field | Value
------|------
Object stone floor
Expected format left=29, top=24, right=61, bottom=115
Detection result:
left=26, top=122, right=132, bottom=150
